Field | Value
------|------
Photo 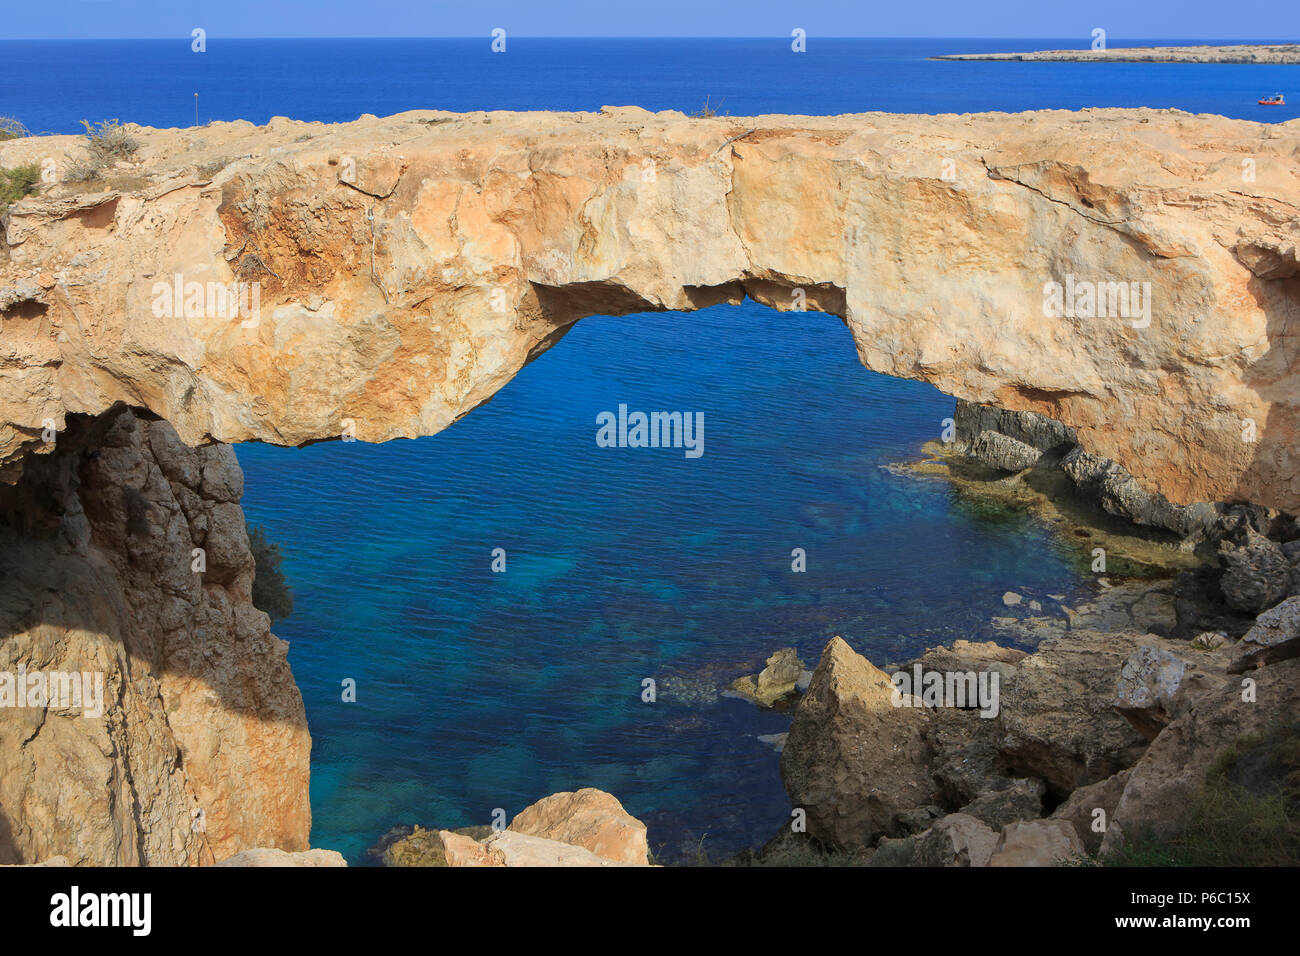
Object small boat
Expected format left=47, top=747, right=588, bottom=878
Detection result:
left=1259, top=93, right=1285, bottom=105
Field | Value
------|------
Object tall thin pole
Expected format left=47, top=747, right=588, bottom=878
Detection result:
left=194, top=93, right=199, bottom=127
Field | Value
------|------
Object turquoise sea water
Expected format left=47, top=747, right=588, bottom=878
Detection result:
left=236, top=304, right=1089, bottom=862
left=6, top=37, right=1291, bottom=862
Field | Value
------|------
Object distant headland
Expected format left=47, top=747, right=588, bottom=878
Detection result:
left=932, top=43, right=1300, bottom=64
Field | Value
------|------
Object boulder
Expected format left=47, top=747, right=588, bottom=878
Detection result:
left=508, top=788, right=649, bottom=865
left=1112, top=645, right=1192, bottom=740
left=994, top=631, right=1153, bottom=795
left=912, top=813, right=999, bottom=867
left=1228, top=595, right=1300, bottom=672
left=439, top=830, right=504, bottom=867
left=1102, top=658, right=1300, bottom=854
left=1050, top=769, right=1131, bottom=854
left=988, top=820, right=1085, bottom=866
left=1218, top=527, right=1291, bottom=614
left=215, top=848, right=347, bottom=867
left=915, top=639, right=1028, bottom=673
left=970, top=430, right=1041, bottom=472
left=730, top=648, right=806, bottom=707
left=780, top=637, right=942, bottom=847
left=481, top=830, right=634, bottom=867
left=957, top=778, right=1046, bottom=829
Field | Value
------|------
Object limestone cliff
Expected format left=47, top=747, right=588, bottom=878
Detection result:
left=1, top=106, right=1297, bottom=510
left=0, top=408, right=309, bottom=865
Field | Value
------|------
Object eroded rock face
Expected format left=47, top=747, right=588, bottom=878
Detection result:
left=2, top=108, right=1298, bottom=510
left=1050, top=769, right=1131, bottom=855
left=0, top=408, right=310, bottom=865
left=1229, top=595, right=1300, bottom=671
left=1219, top=528, right=1292, bottom=613
left=1103, top=658, right=1300, bottom=854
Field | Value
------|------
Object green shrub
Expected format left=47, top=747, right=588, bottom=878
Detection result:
left=248, top=523, right=294, bottom=624
left=0, top=117, right=29, bottom=141
left=0, top=164, right=40, bottom=213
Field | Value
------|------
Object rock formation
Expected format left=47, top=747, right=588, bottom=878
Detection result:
left=0, top=408, right=309, bottom=865
left=729, top=647, right=807, bottom=708
left=381, top=788, right=652, bottom=867
left=1, top=107, right=1297, bottom=511
left=3, top=105, right=1299, bottom=866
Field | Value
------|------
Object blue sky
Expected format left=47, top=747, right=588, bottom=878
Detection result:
left=3, top=0, right=1298, bottom=40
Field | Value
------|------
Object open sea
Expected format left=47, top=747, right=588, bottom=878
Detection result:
left=3, top=37, right=1294, bottom=862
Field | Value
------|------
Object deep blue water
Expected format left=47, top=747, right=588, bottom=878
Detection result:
left=5, top=38, right=1291, bottom=863
left=2, top=37, right=1297, bottom=130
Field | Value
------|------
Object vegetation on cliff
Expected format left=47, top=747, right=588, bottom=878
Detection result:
left=0, top=163, right=40, bottom=214
left=66, top=118, right=140, bottom=182
left=1105, top=722, right=1300, bottom=866
left=0, top=117, right=28, bottom=141
left=248, top=523, right=294, bottom=624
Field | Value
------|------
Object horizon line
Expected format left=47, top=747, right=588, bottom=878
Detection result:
left=2, top=35, right=1297, bottom=42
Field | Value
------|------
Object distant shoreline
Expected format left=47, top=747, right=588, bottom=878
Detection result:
left=932, top=43, right=1300, bottom=64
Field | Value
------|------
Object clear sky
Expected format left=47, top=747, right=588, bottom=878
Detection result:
left=3, top=0, right=1298, bottom=41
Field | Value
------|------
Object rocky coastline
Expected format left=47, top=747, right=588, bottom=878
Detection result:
left=932, top=43, right=1300, bottom=64
left=749, top=401, right=1300, bottom=865
left=3, top=105, right=1298, bottom=866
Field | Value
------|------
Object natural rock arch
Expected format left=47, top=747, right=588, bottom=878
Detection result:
left=2, top=106, right=1298, bottom=508
left=2, top=105, right=1299, bottom=864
